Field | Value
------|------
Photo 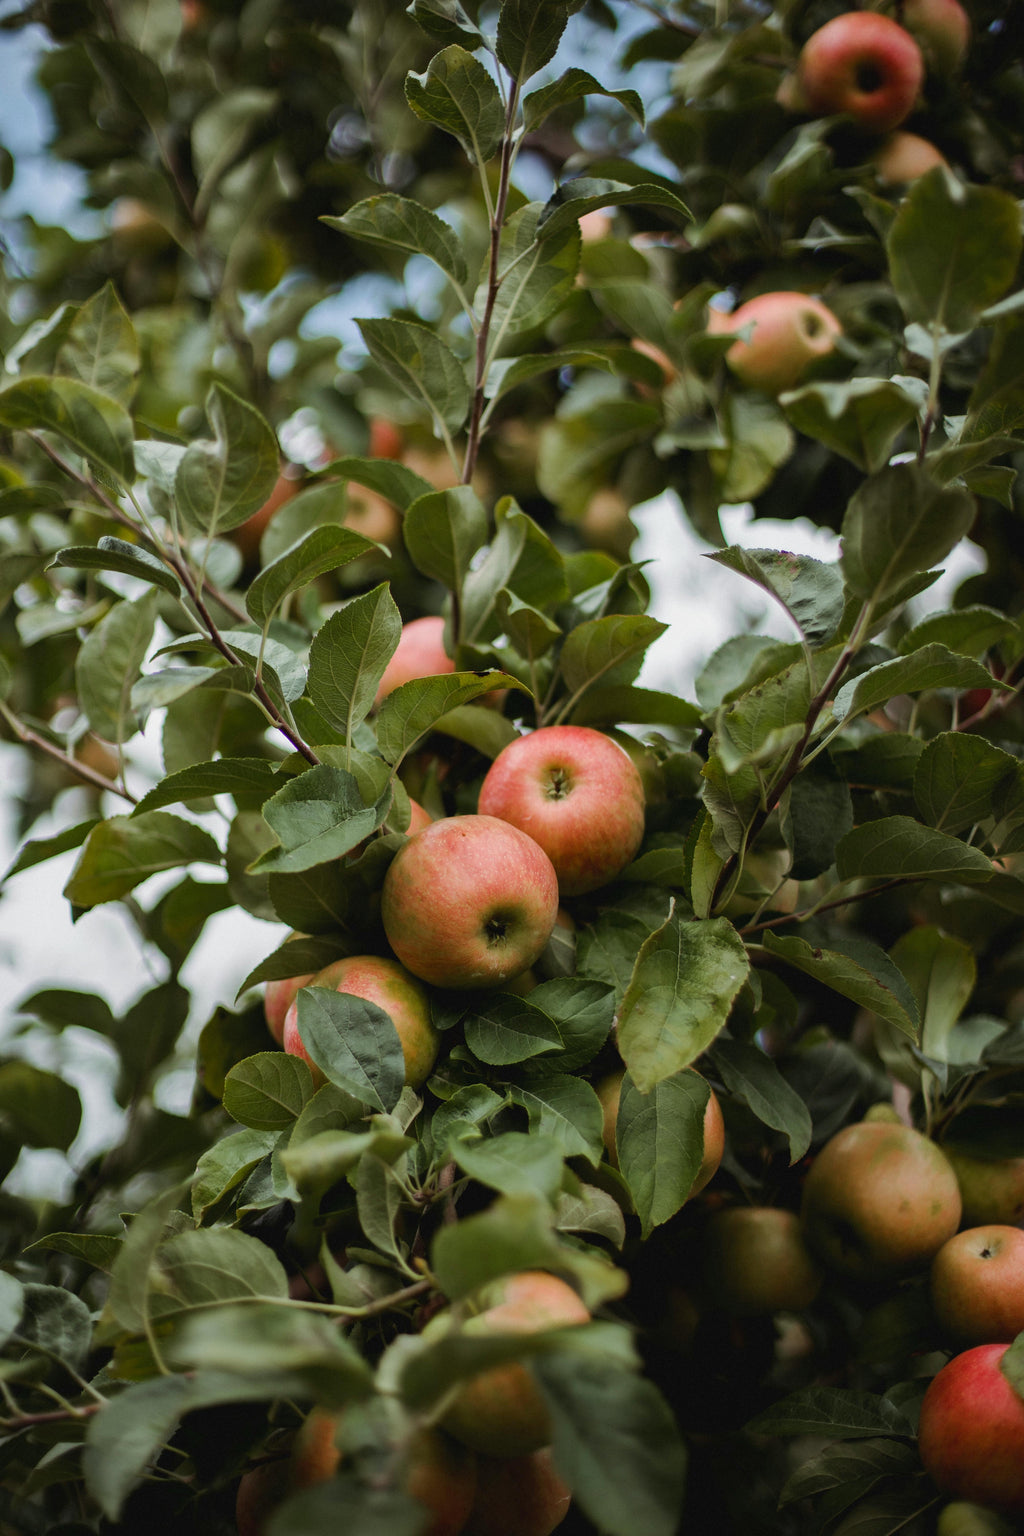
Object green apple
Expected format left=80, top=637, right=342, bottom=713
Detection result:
left=702, top=1207, right=823, bottom=1315
left=944, top=1148, right=1024, bottom=1227
left=900, top=0, right=970, bottom=73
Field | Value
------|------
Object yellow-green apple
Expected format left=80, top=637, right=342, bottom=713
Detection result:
left=901, top=0, right=970, bottom=73
left=937, top=1501, right=1018, bottom=1535
left=579, top=488, right=639, bottom=559
left=918, top=1345, right=1024, bottom=1516
left=800, top=1120, right=962, bottom=1280
left=931, top=1227, right=1024, bottom=1345
left=792, top=11, right=924, bottom=131
left=871, top=129, right=948, bottom=184
left=702, top=1207, right=824, bottom=1315
left=707, top=292, right=842, bottom=395
left=380, top=815, right=560, bottom=989
left=282, top=954, right=439, bottom=1087
left=595, top=1068, right=725, bottom=1196
left=463, top=1447, right=572, bottom=1536
left=944, top=1149, right=1024, bottom=1228
left=441, top=1272, right=589, bottom=1458
left=376, top=615, right=454, bottom=705
left=477, top=726, right=646, bottom=896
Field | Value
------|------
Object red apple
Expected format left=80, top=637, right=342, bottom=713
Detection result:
left=368, top=415, right=405, bottom=460
left=871, top=129, right=948, bottom=184
left=918, top=1345, right=1024, bottom=1516
left=380, top=814, right=560, bottom=989
left=931, top=1227, right=1024, bottom=1345
left=800, top=1119, right=962, bottom=1281
left=901, top=0, right=970, bottom=73
left=702, top=1207, right=824, bottom=1315
left=376, top=615, right=454, bottom=705
left=265, top=968, right=316, bottom=1045
left=230, top=466, right=303, bottom=564
left=794, top=12, right=924, bottom=132
left=477, top=726, right=646, bottom=897
left=708, top=292, right=842, bottom=395
left=282, top=954, right=439, bottom=1087
left=463, top=1448, right=572, bottom=1536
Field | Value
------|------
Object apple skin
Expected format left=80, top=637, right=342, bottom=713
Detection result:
left=931, top=1227, right=1024, bottom=1345
left=381, top=815, right=560, bottom=990
left=264, top=968, right=316, bottom=1045
left=901, top=0, right=970, bottom=73
left=937, top=1501, right=1018, bottom=1536
left=944, top=1149, right=1024, bottom=1228
left=702, top=1207, right=824, bottom=1315
left=477, top=726, right=646, bottom=897
left=230, top=467, right=303, bottom=565
left=794, top=11, right=924, bottom=131
left=376, top=615, right=454, bottom=706
left=282, top=954, right=439, bottom=1087
left=463, top=1448, right=572, bottom=1536
left=707, top=292, right=842, bottom=396
left=441, top=1272, right=589, bottom=1459
left=918, top=1344, right=1024, bottom=1516
left=595, top=1068, right=725, bottom=1196
left=800, top=1120, right=962, bottom=1281
left=368, top=415, right=405, bottom=461
left=872, top=130, right=948, bottom=184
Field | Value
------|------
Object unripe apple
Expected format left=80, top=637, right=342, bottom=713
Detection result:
left=282, top=954, right=439, bottom=1087
left=376, top=615, right=454, bottom=705
left=707, top=292, right=842, bottom=396
left=801, top=1120, right=962, bottom=1281
left=595, top=1068, right=725, bottom=1197
left=931, top=1227, right=1024, bottom=1345
left=918, top=1345, right=1024, bottom=1516
left=871, top=130, right=948, bottom=184
left=944, top=1148, right=1024, bottom=1228
left=477, top=726, right=646, bottom=897
left=441, top=1272, right=589, bottom=1459
left=579, top=488, right=638, bottom=559
left=793, top=11, right=924, bottom=132
left=702, top=1207, right=824, bottom=1315
left=463, top=1447, right=572, bottom=1536
left=901, top=0, right=970, bottom=74
left=937, top=1501, right=1018, bottom=1536
left=381, top=815, right=560, bottom=990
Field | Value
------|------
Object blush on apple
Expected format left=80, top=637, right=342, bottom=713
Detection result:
left=376, top=614, right=454, bottom=705
left=477, top=725, right=646, bottom=896
left=707, top=291, right=842, bottom=396
left=282, top=954, right=439, bottom=1087
left=793, top=11, right=924, bottom=133
left=918, top=1344, right=1024, bottom=1516
left=931, top=1227, right=1024, bottom=1345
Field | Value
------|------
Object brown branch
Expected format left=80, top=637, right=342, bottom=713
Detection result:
left=0, top=702, right=137, bottom=804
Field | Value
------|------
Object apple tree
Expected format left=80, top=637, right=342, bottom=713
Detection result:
left=1, top=0, right=1024, bottom=1531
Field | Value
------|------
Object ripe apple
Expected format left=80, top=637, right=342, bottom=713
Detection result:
left=235, top=1455, right=290, bottom=1536
left=871, top=129, right=948, bottom=184
left=463, top=1448, right=572, bottom=1536
left=282, top=954, right=439, bottom=1087
left=707, top=292, right=842, bottom=395
left=368, top=415, right=405, bottom=460
left=702, top=1207, right=824, bottom=1315
left=931, top=1227, right=1024, bottom=1345
left=376, top=615, right=454, bottom=705
left=441, top=1271, right=590, bottom=1458
left=901, top=0, right=970, bottom=73
left=800, top=1120, right=962, bottom=1281
left=477, top=726, right=646, bottom=897
left=793, top=11, right=924, bottom=132
left=230, top=466, right=303, bottom=564
left=944, top=1148, right=1024, bottom=1227
left=264, top=967, right=316, bottom=1045
left=345, top=483, right=402, bottom=549
left=380, top=814, right=560, bottom=989
left=918, top=1344, right=1024, bottom=1516
left=595, top=1068, right=725, bottom=1197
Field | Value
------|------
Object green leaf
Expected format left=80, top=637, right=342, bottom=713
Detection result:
left=358, top=317, right=471, bottom=434
left=246, top=526, right=378, bottom=628
left=49, top=536, right=180, bottom=597
left=487, top=204, right=581, bottom=340
left=913, top=732, right=1020, bottom=834
left=462, top=500, right=568, bottom=646
left=484, top=348, right=613, bottom=403
left=295, top=988, right=406, bottom=1112
left=746, top=1385, right=912, bottom=1439
left=375, top=671, right=523, bottom=766
left=496, top=0, right=580, bottom=81
left=835, top=816, right=993, bottom=885
left=252, top=766, right=387, bottom=875
left=267, top=1482, right=431, bottom=1536
left=74, top=590, right=157, bottom=745
left=840, top=462, right=975, bottom=605
left=558, top=614, right=667, bottom=706
left=508, top=1075, right=605, bottom=1162
left=429, top=1192, right=563, bottom=1301
left=0, top=375, right=135, bottom=484
left=149, top=1226, right=289, bottom=1322
left=833, top=645, right=1003, bottom=725
left=307, top=582, right=402, bottom=742
left=781, top=754, right=855, bottom=880
left=56, top=280, right=139, bottom=409
left=63, top=812, right=222, bottom=907
left=191, top=1128, right=278, bottom=1220
left=168, top=1299, right=373, bottom=1400
left=780, top=378, right=921, bottom=473
left=780, top=1439, right=919, bottom=1507
left=223, top=1052, right=315, bottom=1130
left=617, top=1068, right=710, bottom=1236
left=534, top=1353, right=687, bottom=1536
left=709, top=1037, right=812, bottom=1163
left=706, top=547, right=844, bottom=647
left=133, top=757, right=283, bottom=815
left=762, top=931, right=920, bottom=1039
left=405, top=45, right=504, bottom=162
left=522, top=977, right=615, bottom=1071
left=617, top=908, right=749, bottom=1091
left=898, top=605, right=1013, bottom=660
left=0, top=1060, right=81, bottom=1150
left=890, top=925, right=976, bottom=1065
left=888, top=168, right=1022, bottom=333
left=175, top=383, right=279, bottom=537
left=2, top=818, right=100, bottom=885
left=317, top=455, right=435, bottom=512
left=406, top=0, right=488, bottom=49
left=323, top=195, right=468, bottom=288
left=537, top=177, right=689, bottom=242
left=84, top=1375, right=191, bottom=1521
left=430, top=701, right=519, bottom=758
left=523, top=67, right=644, bottom=132
left=403, top=485, right=489, bottom=593
left=463, top=994, right=564, bottom=1066
left=453, top=1130, right=564, bottom=1200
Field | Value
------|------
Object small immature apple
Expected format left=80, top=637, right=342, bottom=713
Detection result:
left=381, top=815, right=560, bottom=989
left=944, top=1148, right=1024, bottom=1228
left=702, top=1207, right=824, bottom=1315
left=707, top=292, right=842, bottom=396
left=918, top=1344, right=1024, bottom=1516
left=871, top=130, right=948, bottom=184
left=901, top=0, right=970, bottom=74
left=931, top=1227, right=1024, bottom=1345
left=282, top=954, right=439, bottom=1087
left=376, top=615, right=454, bottom=705
left=800, top=1119, right=962, bottom=1281
left=463, top=1447, right=572, bottom=1536
left=596, top=1068, right=725, bottom=1197
left=793, top=11, right=924, bottom=132
left=477, top=725, right=646, bottom=897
